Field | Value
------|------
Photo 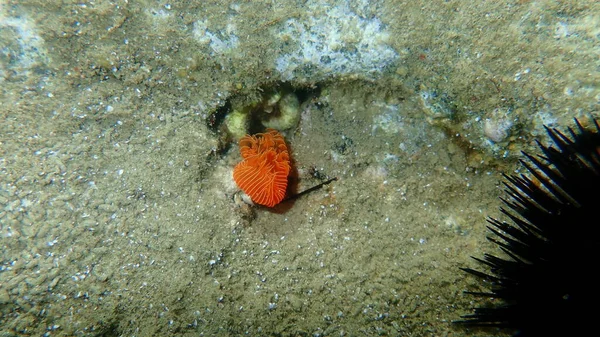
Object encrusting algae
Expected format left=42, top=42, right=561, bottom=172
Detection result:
left=233, top=129, right=291, bottom=207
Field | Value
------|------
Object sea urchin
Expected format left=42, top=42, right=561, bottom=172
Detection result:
left=458, top=119, right=600, bottom=337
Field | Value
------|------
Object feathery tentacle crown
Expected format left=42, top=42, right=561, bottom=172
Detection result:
left=233, top=129, right=291, bottom=207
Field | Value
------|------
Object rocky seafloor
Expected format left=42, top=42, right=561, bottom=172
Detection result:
left=1, top=1, right=598, bottom=336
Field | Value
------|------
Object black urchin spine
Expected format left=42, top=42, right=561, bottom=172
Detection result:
left=457, top=119, right=600, bottom=337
